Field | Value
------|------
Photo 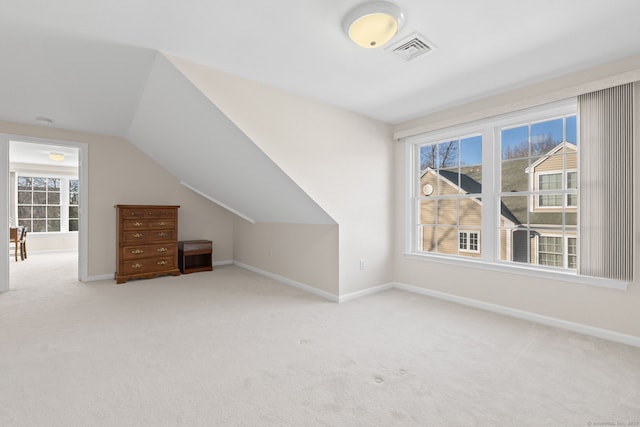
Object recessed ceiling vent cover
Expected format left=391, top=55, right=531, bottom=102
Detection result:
left=386, top=32, right=434, bottom=61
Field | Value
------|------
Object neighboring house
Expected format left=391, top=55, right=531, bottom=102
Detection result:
left=524, top=142, right=578, bottom=268
left=419, top=168, right=518, bottom=259
left=419, top=141, right=577, bottom=269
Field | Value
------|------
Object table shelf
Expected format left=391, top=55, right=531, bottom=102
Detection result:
left=178, top=240, right=213, bottom=274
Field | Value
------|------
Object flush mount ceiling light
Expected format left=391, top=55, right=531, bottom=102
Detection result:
left=343, top=1, right=405, bottom=49
left=49, top=152, right=64, bottom=161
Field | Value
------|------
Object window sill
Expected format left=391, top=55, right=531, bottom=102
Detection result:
left=403, top=252, right=629, bottom=291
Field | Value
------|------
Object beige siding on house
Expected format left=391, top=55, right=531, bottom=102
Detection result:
left=419, top=170, right=483, bottom=257
left=459, top=197, right=481, bottom=227
left=499, top=221, right=509, bottom=261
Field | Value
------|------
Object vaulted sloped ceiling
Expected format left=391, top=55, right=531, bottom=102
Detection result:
left=126, top=53, right=335, bottom=225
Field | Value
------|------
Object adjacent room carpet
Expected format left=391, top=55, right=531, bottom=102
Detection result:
left=2, top=252, right=639, bottom=426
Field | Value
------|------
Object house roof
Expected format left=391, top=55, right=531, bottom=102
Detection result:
left=525, top=142, right=577, bottom=173
left=423, top=168, right=521, bottom=225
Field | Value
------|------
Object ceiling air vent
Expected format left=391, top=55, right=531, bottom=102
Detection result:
left=386, top=32, right=434, bottom=61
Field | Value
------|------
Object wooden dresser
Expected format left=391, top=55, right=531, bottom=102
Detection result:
left=115, top=205, right=180, bottom=284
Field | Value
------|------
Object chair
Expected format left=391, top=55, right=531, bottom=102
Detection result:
left=9, top=226, right=26, bottom=261
left=19, top=227, right=27, bottom=260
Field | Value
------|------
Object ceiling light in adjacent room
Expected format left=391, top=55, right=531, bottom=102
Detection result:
left=49, top=152, right=64, bottom=161
left=343, top=1, right=404, bottom=49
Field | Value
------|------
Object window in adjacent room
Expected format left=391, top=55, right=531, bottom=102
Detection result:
left=17, top=175, right=78, bottom=233
left=69, top=179, right=79, bottom=232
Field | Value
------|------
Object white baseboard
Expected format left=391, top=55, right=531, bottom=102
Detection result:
left=339, top=283, right=394, bottom=304
left=214, top=260, right=234, bottom=267
left=234, top=261, right=339, bottom=303
left=84, top=274, right=114, bottom=282
left=393, top=282, right=640, bottom=348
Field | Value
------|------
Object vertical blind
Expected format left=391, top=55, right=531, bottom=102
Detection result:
left=578, top=83, right=635, bottom=281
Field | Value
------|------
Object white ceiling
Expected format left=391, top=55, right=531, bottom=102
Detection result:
left=1, top=0, right=640, bottom=136
left=10, top=141, right=79, bottom=168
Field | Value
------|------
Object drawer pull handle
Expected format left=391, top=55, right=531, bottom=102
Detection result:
left=130, top=249, right=144, bottom=255
left=158, top=222, right=166, bottom=226
left=158, top=232, right=167, bottom=237
left=132, top=233, right=143, bottom=238
left=157, top=260, right=168, bottom=265
left=133, top=222, right=143, bottom=227
left=157, top=247, right=168, bottom=252
left=131, top=263, right=143, bottom=269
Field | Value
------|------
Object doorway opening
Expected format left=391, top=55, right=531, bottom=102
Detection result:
left=7, top=138, right=87, bottom=291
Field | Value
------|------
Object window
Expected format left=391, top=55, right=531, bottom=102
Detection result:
left=535, top=171, right=577, bottom=208
left=17, top=175, right=78, bottom=233
left=567, top=172, right=577, bottom=207
left=537, top=235, right=577, bottom=270
left=501, top=114, right=577, bottom=268
left=459, top=231, right=480, bottom=253
left=415, top=134, right=483, bottom=258
left=538, top=236, right=563, bottom=267
left=568, top=237, right=577, bottom=269
left=538, top=173, right=562, bottom=207
left=69, top=179, right=79, bottom=231
left=18, top=177, right=61, bottom=232
left=408, top=100, right=578, bottom=272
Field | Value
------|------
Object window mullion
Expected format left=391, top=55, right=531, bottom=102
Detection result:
left=482, top=126, right=497, bottom=263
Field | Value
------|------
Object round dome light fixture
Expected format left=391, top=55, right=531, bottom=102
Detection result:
left=343, top=1, right=405, bottom=49
left=49, top=152, right=65, bottom=161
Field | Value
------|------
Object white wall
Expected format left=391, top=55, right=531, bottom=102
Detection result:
left=127, top=53, right=334, bottom=225
left=233, top=220, right=339, bottom=297
left=393, top=60, right=640, bottom=337
left=168, top=55, right=395, bottom=295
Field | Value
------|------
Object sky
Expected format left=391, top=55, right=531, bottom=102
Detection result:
left=420, top=114, right=576, bottom=169
left=502, top=115, right=576, bottom=160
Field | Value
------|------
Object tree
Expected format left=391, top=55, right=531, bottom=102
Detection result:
left=421, top=141, right=459, bottom=170
left=502, top=134, right=560, bottom=160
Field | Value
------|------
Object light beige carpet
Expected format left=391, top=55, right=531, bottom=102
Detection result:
left=2, top=252, right=640, bottom=426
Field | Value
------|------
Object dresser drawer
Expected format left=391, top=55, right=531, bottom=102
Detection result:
left=120, top=229, right=177, bottom=244
left=120, top=256, right=177, bottom=275
left=122, top=219, right=176, bottom=231
left=122, top=208, right=177, bottom=220
left=121, top=243, right=176, bottom=260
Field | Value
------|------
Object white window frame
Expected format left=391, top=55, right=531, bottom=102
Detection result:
left=536, top=234, right=564, bottom=267
left=533, top=169, right=578, bottom=210
left=459, top=230, right=480, bottom=253
left=15, top=172, right=79, bottom=234
left=403, top=99, right=627, bottom=289
left=535, top=233, right=578, bottom=270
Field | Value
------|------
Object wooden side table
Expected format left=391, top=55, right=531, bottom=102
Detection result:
left=178, top=240, right=213, bottom=274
